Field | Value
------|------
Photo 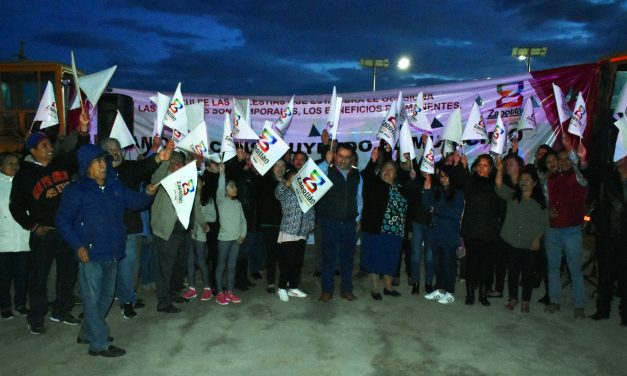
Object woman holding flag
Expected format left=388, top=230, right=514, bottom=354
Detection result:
left=360, top=146, right=417, bottom=300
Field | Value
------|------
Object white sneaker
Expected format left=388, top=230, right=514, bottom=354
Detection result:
left=425, top=290, right=444, bottom=300
left=437, top=292, right=455, bottom=304
left=287, top=288, right=308, bottom=298
left=277, top=288, right=289, bottom=302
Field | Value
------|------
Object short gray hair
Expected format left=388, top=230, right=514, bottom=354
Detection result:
left=99, top=138, right=121, bottom=149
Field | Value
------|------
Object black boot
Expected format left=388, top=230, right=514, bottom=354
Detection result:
left=465, top=281, right=475, bottom=305
left=478, top=284, right=490, bottom=306
left=411, top=283, right=420, bottom=295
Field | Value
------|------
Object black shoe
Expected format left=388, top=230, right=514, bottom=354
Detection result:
left=537, top=294, right=550, bottom=305
left=478, top=285, right=490, bottom=306
left=2, top=310, right=14, bottom=320
left=234, top=284, right=250, bottom=291
left=589, top=311, right=610, bottom=321
left=134, top=299, right=146, bottom=309
left=392, top=278, right=400, bottom=287
left=88, top=345, right=126, bottom=357
left=50, top=313, right=81, bottom=326
left=245, top=279, right=256, bottom=288
left=266, top=285, right=276, bottom=294
left=157, top=305, right=181, bottom=313
left=313, top=271, right=321, bottom=278
left=72, top=295, right=82, bottom=306
left=251, top=272, right=262, bottom=280
left=15, top=306, right=29, bottom=316
left=424, top=283, right=433, bottom=294
left=383, top=289, right=401, bottom=297
left=371, top=292, right=383, bottom=301
left=122, top=304, right=137, bottom=319
left=28, top=321, right=45, bottom=335
left=411, top=284, right=420, bottom=295
left=335, top=270, right=340, bottom=276
left=77, top=336, right=114, bottom=344
left=79, top=312, right=84, bottom=319
left=465, top=282, right=475, bottom=305
left=172, top=296, right=189, bottom=304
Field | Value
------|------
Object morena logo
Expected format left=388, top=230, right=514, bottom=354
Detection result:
left=257, top=128, right=277, bottom=153
left=168, top=98, right=184, bottom=114
left=573, top=104, right=586, bottom=120
left=193, top=141, right=208, bottom=156
left=302, top=169, right=326, bottom=194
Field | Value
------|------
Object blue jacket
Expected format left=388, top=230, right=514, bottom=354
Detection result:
left=56, top=145, right=154, bottom=262
left=422, top=187, right=464, bottom=247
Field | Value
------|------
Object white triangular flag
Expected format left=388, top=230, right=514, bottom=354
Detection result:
left=78, top=66, right=117, bottom=106
left=290, top=158, right=334, bottom=214
left=396, top=92, right=407, bottom=126
left=330, top=96, right=343, bottom=141
left=150, top=92, right=171, bottom=136
left=376, top=101, right=399, bottom=147
left=109, top=110, right=135, bottom=149
left=399, top=119, right=416, bottom=163
left=33, top=81, right=58, bottom=129
left=325, top=86, right=338, bottom=136
left=552, top=83, right=572, bottom=125
left=252, top=121, right=291, bottom=176
left=221, top=113, right=237, bottom=162
left=232, top=98, right=259, bottom=139
left=517, top=98, right=536, bottom=131
left=186, top=103, right=205, bottom=131
left=614, top=82, right=627, bottom=120
left=69, top=51, right=82, bottom=110
left=158, top=161, right=198, bottom=229
left=419, top=136, right=435, bottom=174
left=273, top=95, right=295, bottom=136
left=163, top=83, right=188, bottom=143
left=613, top=117, right=627, bottom=162
left=490, top=113, right=507, bottom=155
left=409, top=92, right=431, bottom=133
left=177, top=121, right=217, bottom=161
left=462, top=102, right=488, bottom=141
left=568, top=92, right=587, bottom=138
left=442, top=108, right=463, bottom=145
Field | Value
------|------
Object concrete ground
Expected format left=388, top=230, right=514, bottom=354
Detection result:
left=1, top=249, right=626, bottom=376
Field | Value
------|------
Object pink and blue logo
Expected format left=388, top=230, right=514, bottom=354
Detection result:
left=302, top=170, right=326, bottom=194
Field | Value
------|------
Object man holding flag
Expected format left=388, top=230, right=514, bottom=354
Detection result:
left=317, top=143, right=363, bottom=302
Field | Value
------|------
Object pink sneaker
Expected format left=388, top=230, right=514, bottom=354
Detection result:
left=181, top=287, right=197, bottom=300
left=225, top=291, right=241, bottom=304
left=200, top=288, right=213, bottom=301
left=216, top=292, right=229, bottom=305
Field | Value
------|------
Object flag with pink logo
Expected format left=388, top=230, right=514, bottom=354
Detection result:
left=291, top=158, right=334, bottom=213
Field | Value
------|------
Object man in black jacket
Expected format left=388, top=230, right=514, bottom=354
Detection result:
left=10, top=112, right=90, bottom=334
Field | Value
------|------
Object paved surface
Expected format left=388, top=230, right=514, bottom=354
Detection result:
left=1, top=249, right=625, bottom=376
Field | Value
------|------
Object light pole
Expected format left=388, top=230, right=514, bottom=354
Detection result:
left=360, top=57, right=411, bottom=91
left=360, top=58, right=389, bottom=92
left=511, top=47, right=548, bottom=72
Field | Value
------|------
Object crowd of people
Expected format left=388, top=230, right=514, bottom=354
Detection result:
left=1, top=113, right=626, bottom=358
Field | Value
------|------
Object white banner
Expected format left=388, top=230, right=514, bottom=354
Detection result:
left=158, top=161, right=198, bottom=229
left=291, top=158, right=333, bottom=213
left=251, top=122, right=290, bottom=176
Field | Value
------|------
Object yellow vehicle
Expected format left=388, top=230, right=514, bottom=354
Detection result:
left=0, top=61, right=79, bottom=152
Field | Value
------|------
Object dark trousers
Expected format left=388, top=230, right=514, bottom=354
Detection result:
left=262, top=226, right=280, bottom=286
left=207, top=222, right=220, bottom=290
left=0, top=252, right=29, bottom=310
left=154, top=225, right=188, bottom=309
left=28, top=230, right=77, bottom=325
left=487, top=239, right=507, bottom=293
left=432, top=243, right=458, bottom=293
left=320, top=218, right=356, bottom=293
left=505, top=243, right=534, bottom=302
left=596, top=234, right=627, bottom=318
left=463, top=238, right=498, bottom=289
left=278, top=240, right=306, bottom=289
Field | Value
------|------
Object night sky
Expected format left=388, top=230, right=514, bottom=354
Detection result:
left=2, top=0, right=626, bottom=96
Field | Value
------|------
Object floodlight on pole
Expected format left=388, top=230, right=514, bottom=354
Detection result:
left=397, top=57, right=411, bottom=70
left=360, top=58, right=389, bottom=92
left=512, top=47, right=548, bottom=73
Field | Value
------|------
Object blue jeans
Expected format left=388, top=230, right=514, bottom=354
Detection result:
left=247, top=232, right=265, bottom=275
left=432, top=243, right=457, bottom=293
left=410, top=223, right=434, bottom=286
left=115, top=234, right=142, bottom=305
left=188, top=240, right=210, bottom=288
left=79, top=260, right=116, bottom=352
left=545, top=226, right=585, bottom=308
left=139, top=236, right=155, bottom=285
left=216, top=240, right=240, bottom=291
left=320, top=218, right=356, bottom=293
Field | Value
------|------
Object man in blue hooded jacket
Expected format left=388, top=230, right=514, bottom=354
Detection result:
left=56, top=144, right=157, bottom=357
